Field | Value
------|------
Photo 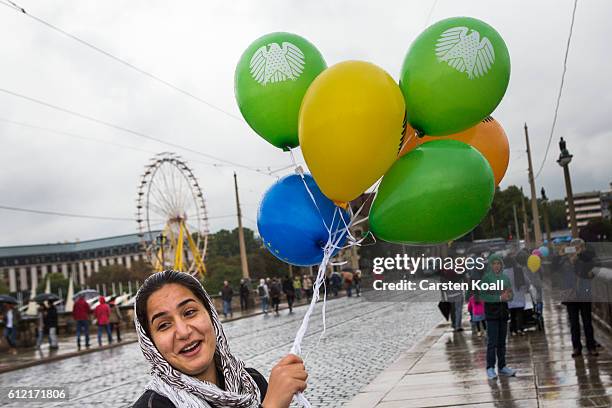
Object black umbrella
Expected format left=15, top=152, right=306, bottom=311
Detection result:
left=33, top=293, right=60, bottom=303
left=438, top=301, right=451, bottom=321
left=0, top=295, right=18, bottom=304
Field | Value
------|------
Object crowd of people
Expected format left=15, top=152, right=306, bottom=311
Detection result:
left=218, top=270, right=362, bottom=318
left=440, top=238, right=600, bottom=380
left=0, top=294, right=124, bottom=354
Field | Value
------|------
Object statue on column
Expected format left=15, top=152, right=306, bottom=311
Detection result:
left=559, top=137, right=569, bottom=156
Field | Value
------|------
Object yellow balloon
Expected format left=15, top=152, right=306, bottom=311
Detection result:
left=299, top=61, right=406, bottom=203
left=527, top=255, right=541, bottom=273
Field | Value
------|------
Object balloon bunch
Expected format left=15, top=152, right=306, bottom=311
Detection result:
left=528, top=246, right=549, bottom=273
left=236, top=17, right=511, bottom=253
left=235, top=18, right=511, bottom=406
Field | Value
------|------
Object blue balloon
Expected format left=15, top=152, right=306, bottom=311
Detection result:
left=258, top=174, right=349, bottom=266
left=539, top=246, right=550, bottom=257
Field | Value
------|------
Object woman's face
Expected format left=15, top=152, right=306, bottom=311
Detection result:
left=492, top=260, right=502, bottom=273
left=147, top=284, right=217, bottom=379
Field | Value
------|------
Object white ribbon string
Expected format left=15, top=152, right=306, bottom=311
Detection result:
left=284, top=148, right=382, bottom=407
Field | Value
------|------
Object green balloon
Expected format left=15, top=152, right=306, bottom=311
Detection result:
left=370, top=140, right=494, bottom=244
left=399, top=17, right=510, bottom=136
left=235, top=32, right=326, bottom=150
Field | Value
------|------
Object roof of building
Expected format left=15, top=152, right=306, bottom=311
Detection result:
left=572, top=191, right=602, bottom=198
left=0, top=231, right=159, bottom=258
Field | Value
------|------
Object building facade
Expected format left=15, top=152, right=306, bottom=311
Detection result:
left=566, top=182, right=612, bottom=229
left=0, top=232, right=155, bottom=294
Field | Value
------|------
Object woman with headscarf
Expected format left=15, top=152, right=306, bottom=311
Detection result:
left=132, top=270, right=307, bottom=408
left=479, top=254, right=516, bottom=380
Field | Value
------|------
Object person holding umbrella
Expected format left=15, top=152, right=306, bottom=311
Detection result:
left=45, top=300, right=59, bottom=350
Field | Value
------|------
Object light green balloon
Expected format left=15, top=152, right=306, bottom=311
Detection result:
left=235, top=32, right=326, bottom=150
left=369, top=140, right=494, bottom=244
left=400, top=17, right=510, bottom=136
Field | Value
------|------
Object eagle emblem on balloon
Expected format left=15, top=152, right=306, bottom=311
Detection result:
left=249, top=42, right=305, bottom=85
left=435, top=27, right=495, bottom=79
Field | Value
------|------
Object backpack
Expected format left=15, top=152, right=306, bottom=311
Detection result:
left=258, top=286, right=266, bottom=297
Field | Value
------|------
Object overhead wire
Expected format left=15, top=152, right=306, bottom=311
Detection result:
left=0, top=1, right=304, bottom=179
left=0, top=117, right=296, bottom=177
left=0, top=87, right=279, bottom=176
left=0, top=0, right=242, bottom=122
left=534, top=0, right=579, bottom=179
left=0, top=204, right=239, bottom=222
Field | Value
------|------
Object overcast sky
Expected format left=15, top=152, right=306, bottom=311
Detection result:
left=0, top=0, right=610, bottom=246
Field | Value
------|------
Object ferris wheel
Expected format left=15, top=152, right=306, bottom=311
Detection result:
left=136, top=152, right=209, bottom=276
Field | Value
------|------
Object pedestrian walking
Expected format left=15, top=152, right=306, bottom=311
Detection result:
left=35, top=304, right=45, bottom=349
left=258, top=279, right=270, bottom=314
left=504, top=250, right=530, bottom=336
left=441, top=263, right=465, bottom=332
left=109, top=299, right=123, bottom=342
left=131, top=270, right=307, bottom=408
left=282, top=276, right=295, bottom=314
left=293, top=275, right=303, bottom=302
left=354, top=270, right=362, bottom=297
left=73, top=294, right=91, bottom=350
left=343, top=271, right=354, bottom=297
left=270, top=278, right=281, bottom=316
left=304, top=276, right=313, bottom=301
left=2, top=303, right=18, bottom=354
left=239, top=279, right=250, bottom=312
left=467, top=294, right=486, bottom=337
left=220, top=280, right=234, bottom=319
left=45, top=300, right=59, bottom=349
left=480, top=254, right=516, bottom=380
left=561, top=238, right=598, bottom=357
left=94, top=296, right=112, bottom=346
left=330, top=271, right=341, bottom=297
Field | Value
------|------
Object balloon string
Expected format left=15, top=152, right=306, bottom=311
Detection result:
left=291, top=211, right=347, bottom=408
left=289, top=148, right=332, bottom=234
left=285, top=148, right=382, bottom=407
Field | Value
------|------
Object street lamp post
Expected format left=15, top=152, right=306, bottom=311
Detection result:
left=156, top=234, right=165, bottom=271
left=541, top=187, right=552, bottom=245
left=557, top=137, right=579, bottom=238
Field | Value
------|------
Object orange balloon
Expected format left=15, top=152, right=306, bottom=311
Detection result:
left=398, top=117, right=509, bottom=185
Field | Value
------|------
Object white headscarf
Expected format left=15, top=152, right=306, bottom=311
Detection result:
left=134, top=271, right=261, bottom=408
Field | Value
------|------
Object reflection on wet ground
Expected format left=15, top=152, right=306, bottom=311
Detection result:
left=347, top=298, right=612, bottom=407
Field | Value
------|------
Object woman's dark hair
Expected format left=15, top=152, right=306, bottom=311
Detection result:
left=136, top=270, right=213, bottom=337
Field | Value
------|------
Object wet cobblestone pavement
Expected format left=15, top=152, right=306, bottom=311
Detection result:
left=0, top=292, right=440, bottom=407
left=347, top=298, right=612, bottom=408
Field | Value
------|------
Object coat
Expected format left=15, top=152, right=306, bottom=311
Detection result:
left=108, top=304, right=122, bottom=324
left=479, top=254, right=512, bottom=321
left=94, top=298, right=111, bottom=325
left=220, top=286, right=234, bottom=302
left=73, top=297, right=91, bottom=321
left=503, top=266, right=529, bottom=309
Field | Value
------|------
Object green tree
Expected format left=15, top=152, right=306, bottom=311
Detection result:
left=207, top=228, right=260, bottom=258
left=36, top=272, right=69, bottom=295
left=0, top=279, right=10, bottom=295
left=471, top=185, right=526, bottom=240
left=85, top=261, right=153, bottom=290
left=546, top=199, right=567, bottom=231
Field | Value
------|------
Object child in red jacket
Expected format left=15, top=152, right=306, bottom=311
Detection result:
left=468, top=294, right=486, bottom=337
